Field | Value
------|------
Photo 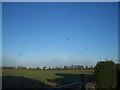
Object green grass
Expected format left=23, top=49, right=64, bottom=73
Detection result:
left=2, top=69, right=94, bottom=84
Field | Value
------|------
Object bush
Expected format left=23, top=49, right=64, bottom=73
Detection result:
left=94, top=60, right=117, bottom=89
left=116, top=64, right=120, bottom=90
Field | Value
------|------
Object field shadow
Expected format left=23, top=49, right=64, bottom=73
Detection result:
left=2, top=73, right=95, bottom=89
left=47, top=73, right=95, bottom=88
left=2, top=76, right=49, bottom=89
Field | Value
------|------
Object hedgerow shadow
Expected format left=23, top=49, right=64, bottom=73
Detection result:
left=2, top=76, right=49, bottom=89
left=47, top=73, right=95, bottom=88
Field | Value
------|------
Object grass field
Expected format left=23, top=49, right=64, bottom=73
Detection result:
left=2, top=69, right=95, bottom=88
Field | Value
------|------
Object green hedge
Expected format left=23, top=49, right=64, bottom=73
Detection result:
left=116, top=64, right=120, bottom=90
left=94, top=61, right=117, bottom=89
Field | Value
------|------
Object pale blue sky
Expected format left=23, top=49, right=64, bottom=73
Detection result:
left=2, top=2, right=118, bottom=67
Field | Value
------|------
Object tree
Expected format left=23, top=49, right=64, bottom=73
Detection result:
left=36, top=67, right=41, bottom=70
left=80, top=65, right=84, bottom=69
left=85, top=66, right=88, bottom=69
left=94, top=60, right=117, bottom=89
left=70, top=65, right=74, bottom=70
left=64, top=66, right=67, bottom=70
left=71, top=64, right=74, bottom=68
left=48, top=67, right=51, bottom=70
left=90, top=65, right=94, bottom=69
left=43, top=66, right=46, bottom=70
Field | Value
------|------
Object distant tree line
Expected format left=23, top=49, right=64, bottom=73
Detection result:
left=2, top=65, right=95, bottom=70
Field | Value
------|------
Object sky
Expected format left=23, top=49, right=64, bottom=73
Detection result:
left=2, top=2, right=118, bottom=67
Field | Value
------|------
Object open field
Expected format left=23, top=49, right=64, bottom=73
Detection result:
left=3, top=69, right=94, bottom=83
left=2, top=69, right=95, bottom=88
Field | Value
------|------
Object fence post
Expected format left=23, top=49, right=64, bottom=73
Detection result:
left=81, top=74, right=85, bottom=90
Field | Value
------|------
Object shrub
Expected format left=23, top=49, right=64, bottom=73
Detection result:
left=94, top=60, right=117, bottom=89
left=116, top=64, right=120, bottom=90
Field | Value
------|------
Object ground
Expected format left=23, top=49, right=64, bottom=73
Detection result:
left=2, top=69, right=95, bottom=89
